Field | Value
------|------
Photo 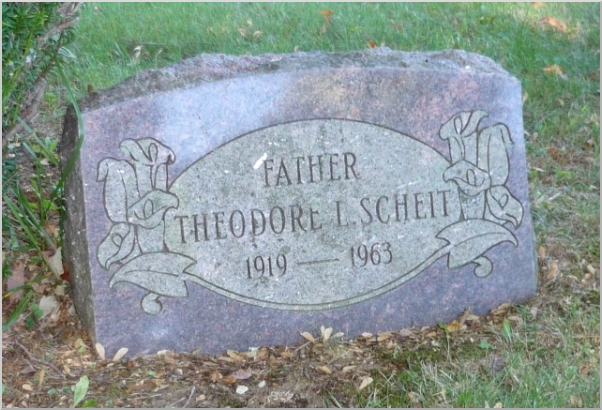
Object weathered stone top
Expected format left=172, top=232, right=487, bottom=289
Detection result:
left=80, top=48, right=518, bottom=112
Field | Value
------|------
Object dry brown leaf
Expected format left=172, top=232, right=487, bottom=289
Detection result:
left=366, top=40, right=377, bottom=49
left=531, top=2, right=545, bottom=7
left=361, top=332, right=373, bottom=338
left=398, top=328, right=414, bottom=338
left=543, top=64, right=568, bottom=79
left=22, top=384, right=33, bottom=392
left=530, top=306, right=538, bottom=319
left=446, top=320, right=465, bottom=333
left=569, top=395, right=583, bottom=407
left=232, top=369, right=253, bottom=380
left=538, top=246, right=546, bottom=259
left=210, top=370, right=222, bottom=382
left=300, top=331, right=315, bottom=343
left=579, top=365, right=590, bottom=378
left=538, top=16, right=566, bottom=32
left=408, top=391, right=421, bottom=404
left=7, top=261, right=25, bottom=304
left=425, top=331, right=437, bottom=338
left=320, top=326, right=333, bottom=343
left=95, top=343, right=106, bottom=360
left=358, top=377, right=373, bottom=391
left=112, top=347, right=129, bottom=362
left=39, top=295, right=59, bottom=319
left=547, top=261, right=559, bottom=281
left=320, top=9, right=333, bottom=24
left=342, top=365, right=356, bottom=374
left=37, top=368, right=45, bottom=390
left=43, top=247, right=64, bottom=279
left=220, top=375, right=237, bottom=385
left=458, top=307, right=471, bottom=325
left=377, top=332, right=393, bottom=341
left=44, top=221, right=60, bottom=239
left=20, top=365, right=35, bottom=375
left=317, top=365, right=331, bottom=375
left=227, top=350, right=245, bottom=362
left=494, top=402, right=503, bottom=408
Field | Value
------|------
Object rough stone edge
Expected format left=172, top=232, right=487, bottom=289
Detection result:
left=80, top=48, right=518, bottom=112
left=59, top=106, right=96, bottom=342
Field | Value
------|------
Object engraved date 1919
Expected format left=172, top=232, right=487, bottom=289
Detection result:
left=246, top=254, right=287, bottom=279
left=350, top=242, right=392, bottom=267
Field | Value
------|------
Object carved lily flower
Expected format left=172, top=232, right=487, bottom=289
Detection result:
left=443, top=160, right=491, bottom=197
left=120, top=138, right=175, bottom=194
left=97, top=138, right=180, bottom=265
left=439, top=110, right=488, bottom=164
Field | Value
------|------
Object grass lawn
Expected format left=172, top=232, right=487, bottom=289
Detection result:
left=2, top=2, right=599, bottom=408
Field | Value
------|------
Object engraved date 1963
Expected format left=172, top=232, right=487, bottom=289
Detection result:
left=350, top=242, right=393, bottom=267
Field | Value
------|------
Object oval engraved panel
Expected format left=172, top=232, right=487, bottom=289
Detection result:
left=164, top=119, right=461, bottom=310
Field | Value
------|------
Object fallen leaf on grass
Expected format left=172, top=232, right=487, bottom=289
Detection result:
left=366, top=40, right=377, bottom=48
left=358, top=377, right=373, bottom=391
left=342, top=365, right=356, bottom=374
left=300, top=331, right=315, bottom=343
left=538, top=16, right=566, bottom=32
left=320, top=9, right=333, bottom=33
left=320, top=9, right=333, bottom=24
left=317, top=365, right=332, bottom=375
left=531, top=2, right=545, bottom=8
left=543, top=64, right=568, bottom=79
left=95, top=343, right=106, bottom=360
left=546, top=261, right=559, bottom=281
left=569, top=395, right=583, bottom=407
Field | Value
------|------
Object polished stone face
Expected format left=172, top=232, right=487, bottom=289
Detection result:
left=61, top=48, right=537, bottom=358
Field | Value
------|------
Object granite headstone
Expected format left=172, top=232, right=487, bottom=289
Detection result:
left=61, top=48, right=537, bottom=357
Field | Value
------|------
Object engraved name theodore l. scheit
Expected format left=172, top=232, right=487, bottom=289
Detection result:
left=96, top=111, right=524, bottom=314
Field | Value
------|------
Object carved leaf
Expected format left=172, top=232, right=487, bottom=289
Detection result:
left=487, top=186, right=523, bottom=227
left=97, top=159, right=139, bottom=223
left=477, top=124, right=512, bottom=185
left=437, top=219, right=518, bottom=269
left=127, top=189, right=179, bottom=229
left=109, top=252, right=196, bottom=297
left=97, top=223, right=136, bottom=269
left=443, top=160, right=491, bottom=197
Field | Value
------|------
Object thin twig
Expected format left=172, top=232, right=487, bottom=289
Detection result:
left=182, top=385, right=196, bottom=408
left=13, top=340, right=65, bottom=379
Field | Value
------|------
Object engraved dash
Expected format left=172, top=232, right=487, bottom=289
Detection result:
left=297, top=258, right=339, bottom=266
